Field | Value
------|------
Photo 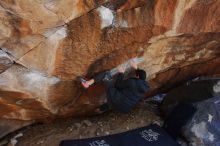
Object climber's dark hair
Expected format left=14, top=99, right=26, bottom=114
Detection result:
left=135, top=69, right=146, bottom=80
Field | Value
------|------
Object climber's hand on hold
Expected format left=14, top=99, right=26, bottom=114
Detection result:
left=81, top=81, right=90, bottom=88
left=79, top=76, right=95, bottom=89
left=118, top=66, right=125, bottom=73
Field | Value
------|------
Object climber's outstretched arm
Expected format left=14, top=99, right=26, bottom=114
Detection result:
left=81, top=71, right=110, bottom=88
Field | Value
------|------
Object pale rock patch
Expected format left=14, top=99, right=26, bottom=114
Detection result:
left=97, top=6, right=114, bottom=29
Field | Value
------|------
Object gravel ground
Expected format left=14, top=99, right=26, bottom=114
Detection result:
left=1, top=102, right=162, bottom=146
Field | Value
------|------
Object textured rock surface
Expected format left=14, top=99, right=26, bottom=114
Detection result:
left=0, top=0, right=220, bottom=129
left=0, top=118, right=32, bottom=139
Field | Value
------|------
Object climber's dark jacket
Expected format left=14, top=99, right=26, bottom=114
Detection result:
left=107, top=73, right=150, bottom=113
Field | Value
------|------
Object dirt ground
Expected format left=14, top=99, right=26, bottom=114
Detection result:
left=1, top=102, right=162, bottom=146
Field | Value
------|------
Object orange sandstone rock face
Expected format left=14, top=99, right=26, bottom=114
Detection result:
left=0, top=0, right=220, bottom=130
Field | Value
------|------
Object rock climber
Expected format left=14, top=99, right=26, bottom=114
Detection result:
left=80, top=60, right=150, bottom=113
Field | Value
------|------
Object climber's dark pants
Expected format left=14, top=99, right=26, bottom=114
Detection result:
left=93, top=71, right=113, bottom=86
left=93, top=71, right=107, bottom=82
left=92, top=71, right=113, bottom=112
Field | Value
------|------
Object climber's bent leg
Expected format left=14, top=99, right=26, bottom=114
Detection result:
left=93, top=71, right=111, bottom=83
left=94, top=76, right=115, bottom=113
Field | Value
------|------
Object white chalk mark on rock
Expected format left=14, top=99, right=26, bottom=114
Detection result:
left=97, top=6, right=114, bottom=29
left=43, top=26, right=67, bottom=40
left=117, top=20, right=128, bottom=28
left=9, top=133, right=23, bottom=146
left=42, top=25, right=67, bottom=73
left=0, top=49, right=12, bottom=59
left=24, top=71, right=60, bottom=89
left=165, top=0, right=197, bottom=36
